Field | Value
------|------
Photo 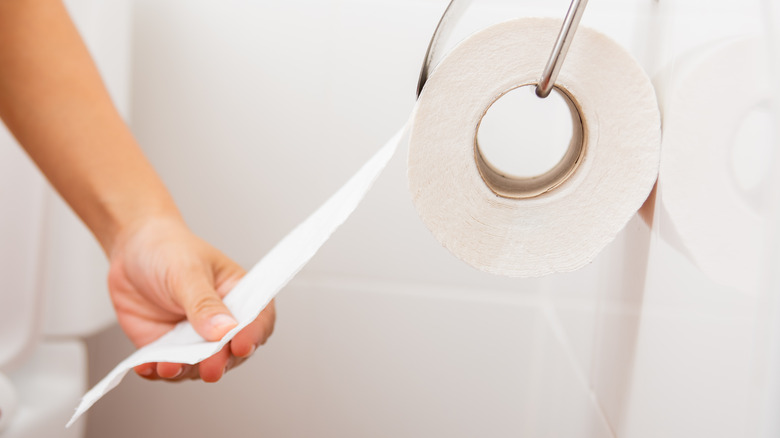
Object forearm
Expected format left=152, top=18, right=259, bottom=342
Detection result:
left=0, top=0, right=181, bottom=254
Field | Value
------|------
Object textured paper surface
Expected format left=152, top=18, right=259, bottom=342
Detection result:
left=408, top=18, right=661, bottom=276
left=67, top=127, right=406, bottom=427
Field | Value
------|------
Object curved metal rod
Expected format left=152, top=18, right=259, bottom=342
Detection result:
left=535, top=0, right=589, bottom=98
left=416, top=0, right=473, bottom=98
left=417, top=0, right=589, bottom=100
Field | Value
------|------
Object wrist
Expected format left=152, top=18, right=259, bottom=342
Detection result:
left=101, top=199, right=185, bottom=258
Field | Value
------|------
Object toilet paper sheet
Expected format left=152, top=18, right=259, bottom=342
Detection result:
left=67, top=128, right=406, bottom=427
left=69, top=17, right=661, bottom=426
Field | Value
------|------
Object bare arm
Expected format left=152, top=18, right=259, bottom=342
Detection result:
left=0, top=0, right=275, bottom=382
left=0, top=0, right=177, bottom=254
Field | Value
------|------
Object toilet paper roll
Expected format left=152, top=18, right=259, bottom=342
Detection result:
left=0, top=372, right=17, bottom=432
left=408, top=18, right=661, bottom=276
left=70, top=18, right=661, bottom=426
left=657, top=37, right=771, bottom=293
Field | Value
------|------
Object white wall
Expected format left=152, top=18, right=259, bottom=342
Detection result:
left=85, top=0, right=777, bottom=437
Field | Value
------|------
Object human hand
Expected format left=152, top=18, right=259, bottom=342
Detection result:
left=106, top=216, right=275, bottom=382
left=0, top=0, right=275, bottom=383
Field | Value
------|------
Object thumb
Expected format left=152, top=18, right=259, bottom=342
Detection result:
left=177, top=273, right=238, bottom=342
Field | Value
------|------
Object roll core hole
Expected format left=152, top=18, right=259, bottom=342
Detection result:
left=475, top=85, right=585, bottom=199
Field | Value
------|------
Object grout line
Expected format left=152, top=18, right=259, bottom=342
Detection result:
left=290, top=272, right=547, bottom=307
left=541, top=296, right=617, bottom=438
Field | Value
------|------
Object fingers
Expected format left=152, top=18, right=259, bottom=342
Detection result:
left=135, top=363, right=189, bottom=381
left=134, top=274, right=276, bottom=383
left=157, top=362, right=184, bottom=379
left=133, top=363, right=198, bottom=382
left=230, top=299, right=276, bottom=358
left=175, top=269, right=238, bottom=342
left=133, top=303, right=272, bottom=382
left=198, top=344, right=231, bottom=383
left=134, top=363, right=156, bottom=379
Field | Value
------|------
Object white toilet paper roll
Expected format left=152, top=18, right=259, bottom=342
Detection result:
left=408, top=18, right=661, bottom=276
left=70, top=18, right=662, bottom=426
left=0, top=372, right=18, bottom=432
left=657, top=37, right=771, bottom=293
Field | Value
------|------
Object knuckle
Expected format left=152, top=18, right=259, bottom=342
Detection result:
left=259, top=322, right=275, bottom=345
left=189, top=294, right=224, bottom=317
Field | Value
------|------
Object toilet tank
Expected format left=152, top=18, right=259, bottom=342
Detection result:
left=0, top=134, right=47, bottom=372
left=37, top=0, right=134, bottom=339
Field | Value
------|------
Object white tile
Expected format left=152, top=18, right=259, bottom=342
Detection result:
left=608, top=237, right=762, bottom=438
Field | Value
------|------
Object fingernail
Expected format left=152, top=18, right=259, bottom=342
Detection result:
left=139, top=368, right=153, bottom=377
left=210, top=314, right=238, bottom=331
left=173, top=367, right=184, bottom=379
left=238, top=344, right=256, bottom=358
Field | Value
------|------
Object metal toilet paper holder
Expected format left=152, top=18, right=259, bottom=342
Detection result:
left=416, top=0, right=590, bottom=99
